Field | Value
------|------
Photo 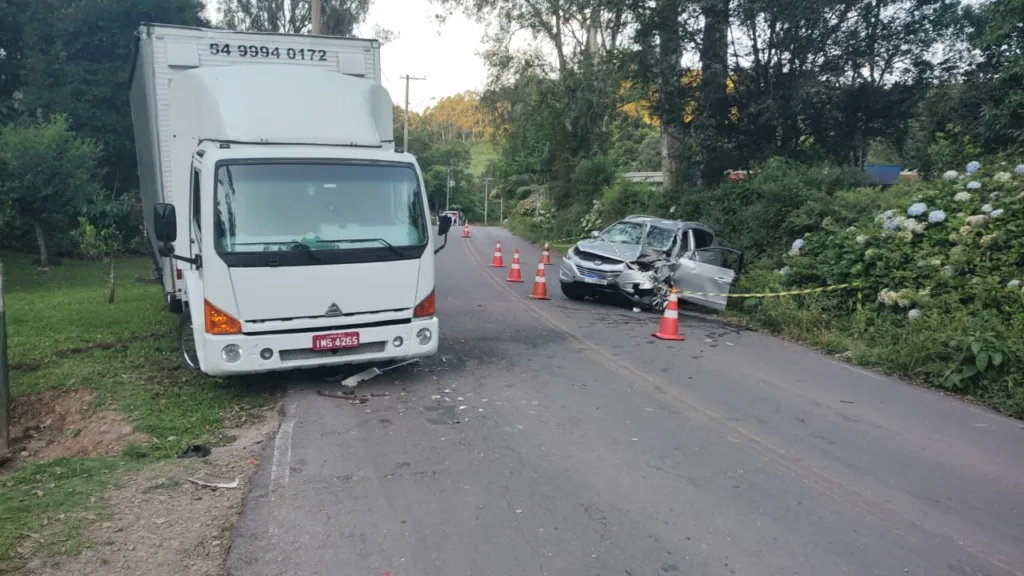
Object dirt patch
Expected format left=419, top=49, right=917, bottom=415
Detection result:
left=23, top=408, right=279, bottom=576
left=6, top=391, right=153, bottom=464
left=10, top=332, right=167, bottom=372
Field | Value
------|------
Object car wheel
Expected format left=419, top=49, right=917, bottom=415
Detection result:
left=560, top=282, right=588, bottom=301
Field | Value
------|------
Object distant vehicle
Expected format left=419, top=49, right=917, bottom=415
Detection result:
left=441, top=211, right=463, bottom=226
left=129, top=23, right=452, bottom=376
left=558, top=215, right=743, bottom=311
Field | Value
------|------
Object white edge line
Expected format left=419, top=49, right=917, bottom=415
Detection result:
left=269, top=403, right=297, bottom=500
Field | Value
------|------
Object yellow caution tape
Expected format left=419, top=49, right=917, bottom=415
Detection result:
left=677, top=283, right=858, bottom=299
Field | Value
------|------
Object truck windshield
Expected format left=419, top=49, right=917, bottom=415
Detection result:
left=213, top=163, right=427, bottom=253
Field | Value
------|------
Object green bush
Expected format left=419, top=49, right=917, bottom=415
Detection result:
left=663, top=158, right=867, bottom=259
left=743, top=160, right=1024, bottom=416
left=0, top=115, right=103, bottom=264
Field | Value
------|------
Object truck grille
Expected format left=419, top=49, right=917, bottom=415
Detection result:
left=279, top=341, right=387, bottom=363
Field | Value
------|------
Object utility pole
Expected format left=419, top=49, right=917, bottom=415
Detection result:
left=483, top=178, right=493, bottom=226
left=310, top=0, right=322, bottom=35
left=445, top=166, right=453, bottom=212
left=400, top=75, right=426, bottom=153
left=0, top=261, right=8, bottom=451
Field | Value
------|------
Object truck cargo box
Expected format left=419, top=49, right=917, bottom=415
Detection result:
left=128, top=23, right=382, bottom=283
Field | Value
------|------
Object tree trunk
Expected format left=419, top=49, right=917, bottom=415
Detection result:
left=661, top=124, right=684, bottom=189
left=654, top=0, right=685, bottom=189
left=107, top=258, right=116, bottom=305
left=696, top=0, right=731, bottom=186
left=33, top=222, right=49, bottom=269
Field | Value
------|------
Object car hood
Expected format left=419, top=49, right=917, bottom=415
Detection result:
left=574, top=239, right=642, bottom=263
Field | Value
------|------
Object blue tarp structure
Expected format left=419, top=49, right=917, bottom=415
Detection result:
left=864, top=164, right=901, bottom=186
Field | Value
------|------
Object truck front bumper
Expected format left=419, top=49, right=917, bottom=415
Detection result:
left=199, top=317, right=439, bottom=376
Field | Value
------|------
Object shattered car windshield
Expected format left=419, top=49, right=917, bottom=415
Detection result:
left=643, top=226, right=676, bottom=252
left=600, top=222, right=643, bottom=244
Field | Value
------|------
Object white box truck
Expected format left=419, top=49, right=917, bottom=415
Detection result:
left=128, top=23, right=452, bottom=376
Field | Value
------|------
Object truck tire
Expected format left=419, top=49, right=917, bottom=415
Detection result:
left=177, top=309, right=200, bottom=371
left=560, top=282, right=588, bottom=301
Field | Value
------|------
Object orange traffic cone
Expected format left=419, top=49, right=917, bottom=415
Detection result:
left=653, top=287, right=686, bottom=341
left=490, top=241, right=505, bottom=267
left=462, top=224, right=470, bottom=238
left=507, top=250, right=524, bottom=282
left=540, top=242, right=552, bottom=265
left=528, top=261, right=550, bottom=300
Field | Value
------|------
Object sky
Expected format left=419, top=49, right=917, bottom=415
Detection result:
left=358, top=1, right=489, bottom=110
left=204, top=1, right=490, bottom=111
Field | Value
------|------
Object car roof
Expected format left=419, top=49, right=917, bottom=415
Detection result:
left=619, top=215, right=711, bottom=232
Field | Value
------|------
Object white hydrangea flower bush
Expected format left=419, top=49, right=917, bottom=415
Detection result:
left=775, top=160, right=1021, bottom=332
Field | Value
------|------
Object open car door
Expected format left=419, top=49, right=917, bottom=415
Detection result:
left=673, top=246, right=744, bottom=311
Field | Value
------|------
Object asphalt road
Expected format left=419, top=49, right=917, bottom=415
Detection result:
left=226, top=226, right=1024, bottom=576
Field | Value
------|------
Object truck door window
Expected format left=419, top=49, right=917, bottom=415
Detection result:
left=191, top=168, right=201, bottom=235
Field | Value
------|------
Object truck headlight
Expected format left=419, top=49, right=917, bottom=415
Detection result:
left=416, top=328, right=432, bottom=345
left=221, top=344, right=243, bottom=364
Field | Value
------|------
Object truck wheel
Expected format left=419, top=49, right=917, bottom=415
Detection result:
left=178, top=309, right=200, bottom=371
left=560, top=282, right=588, bottom=301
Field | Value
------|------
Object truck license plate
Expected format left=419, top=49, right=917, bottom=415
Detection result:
left=582, top=276, right=608, bottom=285
left=312, top=332, right=360, bottom=351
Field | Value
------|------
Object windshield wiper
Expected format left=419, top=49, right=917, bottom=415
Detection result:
left=325, top=238, right=404, bottom=259
left=289, top=242, right=323, bottom=263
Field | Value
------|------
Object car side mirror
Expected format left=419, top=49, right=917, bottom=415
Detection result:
left=153, top=203, right=177, bottom=242
left=438, top=214, right=453, bottom=236
left=590, top=231, right=600, bottom=238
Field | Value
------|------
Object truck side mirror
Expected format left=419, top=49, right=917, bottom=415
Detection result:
left=153, top=203, right=178, bottom=242
left=438, top=214, right=453, bottom=236
left=590, top=231, right=600, bottom=238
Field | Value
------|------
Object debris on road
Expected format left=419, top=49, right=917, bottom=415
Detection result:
left=340, top=358, right=420, bottom=387
left=317, top=390, right=358, bottom=400
left=187, top=473, right=239, bottom=489
left=316, top=389, right=391, bottom=405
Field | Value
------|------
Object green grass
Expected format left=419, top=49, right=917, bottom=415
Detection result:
left=468, top=141, right=497, bottom=176
left=3, top=255, right=161, bottom=364
left=0, top=252, right=280, bottom=567
left=0, top=458, right=130, bottom=567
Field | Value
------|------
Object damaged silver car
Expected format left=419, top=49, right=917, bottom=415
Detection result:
left=558, top=215, right=744, bottom=312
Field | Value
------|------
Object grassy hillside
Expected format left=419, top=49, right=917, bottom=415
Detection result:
left=468, top=141, right=497, bottom=176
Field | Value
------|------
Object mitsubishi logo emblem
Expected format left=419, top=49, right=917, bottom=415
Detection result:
left=324, top=303, right=342, bottom=317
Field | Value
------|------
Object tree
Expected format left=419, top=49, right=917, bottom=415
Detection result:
left=0, top=0, right=26, bottom=123
left=0, top=116, right=103, bottom=267
left=219, top=0, right=371, bottom=36
left=18, top=0, right=208, bottom=192
left=964, top=0, right=1024, bottom=151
